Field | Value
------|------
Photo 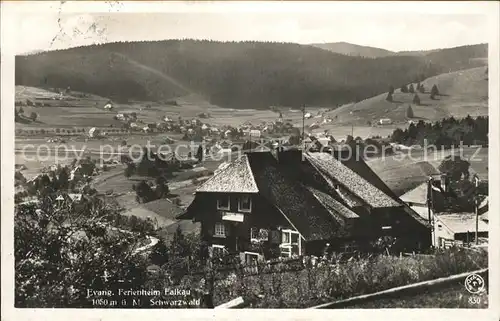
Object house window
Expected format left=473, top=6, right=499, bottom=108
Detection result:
left=212, top=244, right=226, bottom=258
left=342, top=242, right=358, bottom=252
left=238, top=195, right=252, bottom=212
left=282, top=231, right=291, bottom=244
left=214, top=222, right=226, bottom=238
left=250, top=228, right=269, bottom=242
left=244, top=252, right=260, bottom=265
left=250, top=227, right=259, bottom=241
left=280, top=229, right=301, bottom=258
left=217, top=195, right=230, bottom=210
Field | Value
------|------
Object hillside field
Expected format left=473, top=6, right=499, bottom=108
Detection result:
left=367, top=147, right=488, bottom=196
left=326, top=66, right=488, bottom=126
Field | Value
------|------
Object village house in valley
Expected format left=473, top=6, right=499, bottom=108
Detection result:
left=401, top=177, right=489, bottom=248
left=177, top=149, right=431, bottom=263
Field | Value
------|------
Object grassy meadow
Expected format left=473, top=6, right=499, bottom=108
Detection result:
left=366, top=147, right=488, bottom=196
left=346, top=283, right=488, bottom=308
left=326, top=67, right=488, bottom=126
left=207, top=247, right=488, bottom=308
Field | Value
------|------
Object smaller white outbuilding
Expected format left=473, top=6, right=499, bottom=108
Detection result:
left=379, top=118, right=393, bottom=125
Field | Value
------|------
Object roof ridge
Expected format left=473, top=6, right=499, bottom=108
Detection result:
left=304, top=155, right=363, bottom=208
left=308, top=186, right=359, bottom=219
left=305, top=152, right=399, bottom=208
left=196, top=154, right=258, bottom=193
left=196, top=154, right=247, bottom=190
left=249, top=156, right=346, bottom=240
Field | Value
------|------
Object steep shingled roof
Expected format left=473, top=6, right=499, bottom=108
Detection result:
left=307, top=187, right=359, bottom=219
left=340, top=156, right=403, bottom=200
left=299, top=159, right=364, bottom=208
left=305, top=152, right=400, bottom=208
left=247, top=152, right=352, bottom=241
left=400, top=182, right=428, bottom=205
left=436, top=213, right=488, bottom=234
left=196, top=154, right=258, bottom=193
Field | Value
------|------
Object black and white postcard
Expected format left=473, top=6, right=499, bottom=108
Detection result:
left=1, top=1, right=499, bottom=320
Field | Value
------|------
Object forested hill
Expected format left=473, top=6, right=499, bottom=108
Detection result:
left=310, top=42, right=395, bottom=58
left=15, top=40, right=487, bottom=109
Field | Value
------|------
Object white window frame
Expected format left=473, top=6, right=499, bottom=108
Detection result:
left=238, top=195, right=252, bottom=213
left=217, top=195, right=230, bottom=211
left=211, top=244, right=226, bottom=257
left=280, top=229, right=301, bottom=258
left=250, top=227, right=259, bottom=242
left=251, top=227, right=269, bottom=243
left=244, top=251, right=260, bottom=264
left=214, top=222, right=226, bottom=238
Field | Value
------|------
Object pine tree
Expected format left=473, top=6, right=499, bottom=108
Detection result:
left=430, top=84, right=439, bottom=99
left=400, top=85, right=408, bottom=93
left=196, top=145, right=203, bottom=162
left=124, top=163, right=135, bottom=178
left=155, top=176, right=169, bottom=198
left=58, top=167, right=70, bottom=190
left=168, top=225, right=193, bottom=280
left=135, top=180, right=156, bottom=203
left=386, top=92, right=393, bottom=102
left=406, top=105, right=414, bottom=118
left=413, top=94, right=421, bottom=105
left=408, top=84, right=415, bottom=93
left=418, top=83, right=425, bottom=93
left=388, top=85, right=395, bottom=95
left=170, top=225, right=190, bottom=258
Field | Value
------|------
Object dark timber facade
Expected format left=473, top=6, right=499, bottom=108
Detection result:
left=178, top=149, right=431, bottom=263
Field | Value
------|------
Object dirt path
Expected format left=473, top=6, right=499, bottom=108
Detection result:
left=132, top=235, right=160, bottom=255
left=113, top=52, right=194, bottom=95
left=168, top=176, right=211, bottom=190
left=102, top=223, right=159, bottom=255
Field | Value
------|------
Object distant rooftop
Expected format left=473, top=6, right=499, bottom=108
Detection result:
left=436, top=213, right=488, bottom=234
left=400, top=182, right=428, bottom=205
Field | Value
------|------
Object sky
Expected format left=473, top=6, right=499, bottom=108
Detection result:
left=7, top=2, right=493, bottom=55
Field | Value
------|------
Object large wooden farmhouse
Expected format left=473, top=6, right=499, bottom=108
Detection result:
left=178, top=149, right=431, bottom=263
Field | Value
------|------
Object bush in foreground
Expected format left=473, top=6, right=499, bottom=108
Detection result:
left=15, top=198, right=148, bottom=308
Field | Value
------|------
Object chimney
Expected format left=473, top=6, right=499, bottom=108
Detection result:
left=331, top=144, right=356, bottom=161
left=277, top=149, right=303, bottom=166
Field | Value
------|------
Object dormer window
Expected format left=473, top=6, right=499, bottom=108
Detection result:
left=238, top=195, right=252, bottom=212
left=217, top=195, right=230, bottom=210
